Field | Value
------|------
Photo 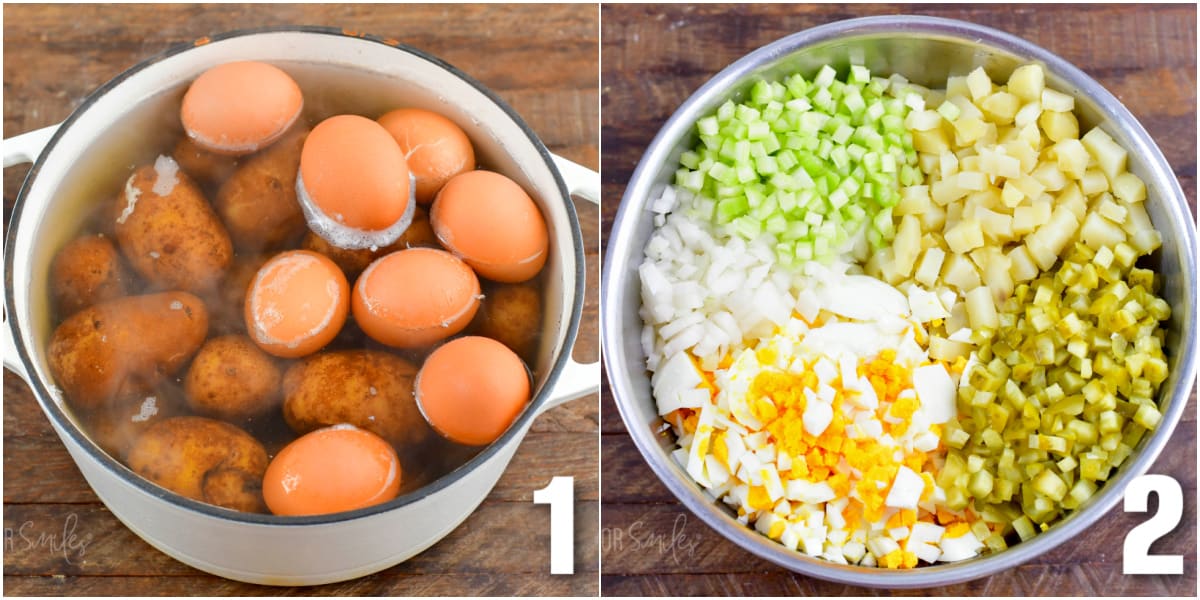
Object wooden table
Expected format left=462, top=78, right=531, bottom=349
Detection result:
left=3, top=4, right=598, bottom=596
left=601, top=4, right=1196, bottom=596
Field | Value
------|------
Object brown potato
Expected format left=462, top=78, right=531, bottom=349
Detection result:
left=473, top=281, right=542, bottom=362
left=49, top=234, right=130, bottom=317
left=301, top=205, right=441, bottom=278
left=127, top=416, right=268, bottom=513
left=113, top=161, right=232, bottom=293
left=47, top=292, right=209, bottom=410
left=185, top=335, right=282, bottom=423
left=282, top=350, right=432, bottom=451
left=215, top=127, right=309, bottom=252
left=84, top=386, right=187, bottom=461
left=172, top=136, right=239, bottom=190
left=205, top=254, right=267, bottom=336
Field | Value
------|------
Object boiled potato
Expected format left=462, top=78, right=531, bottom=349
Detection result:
left=472, top=281, right=542, bottom=362
left=172, top=136, right=239, bottom=190
left=127, top=416, right=268, bottom=513
left=47, top=292, right=208, bottom=410
left=185, top=335, right=282, bottom=423
left=215, top=126, right=309, bottom=252
left=282, top=350, right=432, bottom=450
left=113, top=160, right=232, bottom=293
left=49, top=234, right=130, bottom=317
left=300, top=205, right=440, bottom=278
left=205, top=254, right=267, bottom=336
left=84, top=386, right=186, bottom=461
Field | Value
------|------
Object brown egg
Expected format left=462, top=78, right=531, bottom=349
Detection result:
left=352, top=248, right=480, bottom=348
left=181, top=61, right=303, bottom=156
left=245, top=250, right=349, bottom=358
left=297, top=115, right=413, bottom=249
left=415, top=336, right=531, bottom=446
left=263, top=425, right=401, bottom=516
left=431, top=170, right=549, bottom=283
left=378, top=108, right=475, bottom=204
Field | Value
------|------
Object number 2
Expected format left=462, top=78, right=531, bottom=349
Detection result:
left=1123, top=474, right=1183, bottom=575
left=533, top=476, right=574, bottom=574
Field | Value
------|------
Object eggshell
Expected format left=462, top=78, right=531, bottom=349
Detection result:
left=415, top=336, right=531, bottom=446
left=181, top=61, right=303, bottom=156
left=298, top=114, right=411, bottom=234
left=431, top=170, right=549, bottom=283
left=352, top=248, right=480, bottom=348
left=263, top=424, right=401, bottom=516
left=245, top=250, right=349, bottom=358
left=377, top=108, right=475, bottom=204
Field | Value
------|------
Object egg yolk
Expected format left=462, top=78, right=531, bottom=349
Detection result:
left=263, top=425, right=401, bottom=516
left=181, top=61, right=303, bottom=156
left=378, top=108, right=476, bottom=204
left=431, top=170, right=549, bottom=283
left=352, top=248, right=481, bottom=348
left=415, top=336, right=531, bottom=446
left=245, top=250, right=349, bottom=358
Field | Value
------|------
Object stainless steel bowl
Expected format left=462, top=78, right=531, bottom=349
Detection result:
left=602, top=15, right=1197, bottom=588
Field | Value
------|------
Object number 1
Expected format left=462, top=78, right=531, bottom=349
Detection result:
left=533, top=476, right=574, bottom=574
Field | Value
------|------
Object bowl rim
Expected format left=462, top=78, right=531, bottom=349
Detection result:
left=601, top=14, right=1197, bottom=588
left=5, top=25, right=586, bottom=526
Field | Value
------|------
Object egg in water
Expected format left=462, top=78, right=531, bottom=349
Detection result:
left=245, top=250, right=349, bottom=358
left=378, top=108, right=476, bottom=204
left=352, top=248, right=481, bottom=348
left=181, top=61, right=303, bottom=156
left=431, top=170, right=549, bottom=283
left=415, top=336, right=531, bottom=446
left=296, top=115, right=415, bottom=249
left=262, top=424, right=401, bottom=516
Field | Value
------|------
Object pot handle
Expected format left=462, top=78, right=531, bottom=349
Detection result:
left=3, top=123, right=60, bottom=167
left=538, top=354, right=600, bottom=416
left=551, top=153, right=600, bottom=205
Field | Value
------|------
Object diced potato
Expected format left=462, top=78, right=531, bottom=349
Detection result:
left=1079, top=211, right=1127, bottom=250
left=894, top=214, right=922, bottom=276
left=897, top=185, right=932, bottom=216
left=940, top=150, right=960, bottom=177
left=1012, top=174, right=1047, bottom=201
left=1001, top=181, right=1025, bottom=207
left=982, top=252, right=1014, bottom=302
left=1007, top=245, right=1040, bottom=282
left=1041, top=88, right=1075, bottom=113
left=1032, top=162, right=1068, bottom=192
left=914, top=246, right=947, bottom=287
left=966, top=67, right=993, bottom=101
left=1081, top=127, right=1128, bottom=178
left=1011, top=206, right=1038, bottom=236
left=1039, top=110, right=1079, bottom=143
left=945, top=218, right=985, bottom=254
left=966, top=286, right=1000, bottom=330
left=1080, top=169, right=1109, bottom=196
left=1112, top=172, right=1146, bottom=203
left=958, top=171, right=988, bottom=191
left=1014, top=101, right=1043, bottom=128
left=929, top=335, right=973, bottom=361
left=1052, top=139, right=1090, bottom=179
left=977, top=207, right=1014, bottom=241
left=953, top=117, right=990, bottom=145
left=912, top=127, right=952, bottom=154
left=931, top=178, right=969, bottom=205
left=942, top=252, right=983, bottom=291
left=981, top=91, right=1020, bottom=124
left=1007, top=64, right=1045, bottom=102
left=1025, top=206, right=1080, bottom=270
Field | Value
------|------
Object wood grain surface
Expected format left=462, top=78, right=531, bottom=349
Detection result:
left=600, top=3, right=1196, bottom=597
left=3, top=3, right=598, bottom=596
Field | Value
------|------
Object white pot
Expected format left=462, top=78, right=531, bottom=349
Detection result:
left=3, top=27, right=599, bottom=586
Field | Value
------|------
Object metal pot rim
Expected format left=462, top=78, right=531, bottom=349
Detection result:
left=602, top=14, right=1196, bottom=588
left=6, top=25, right=587, bottom=527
